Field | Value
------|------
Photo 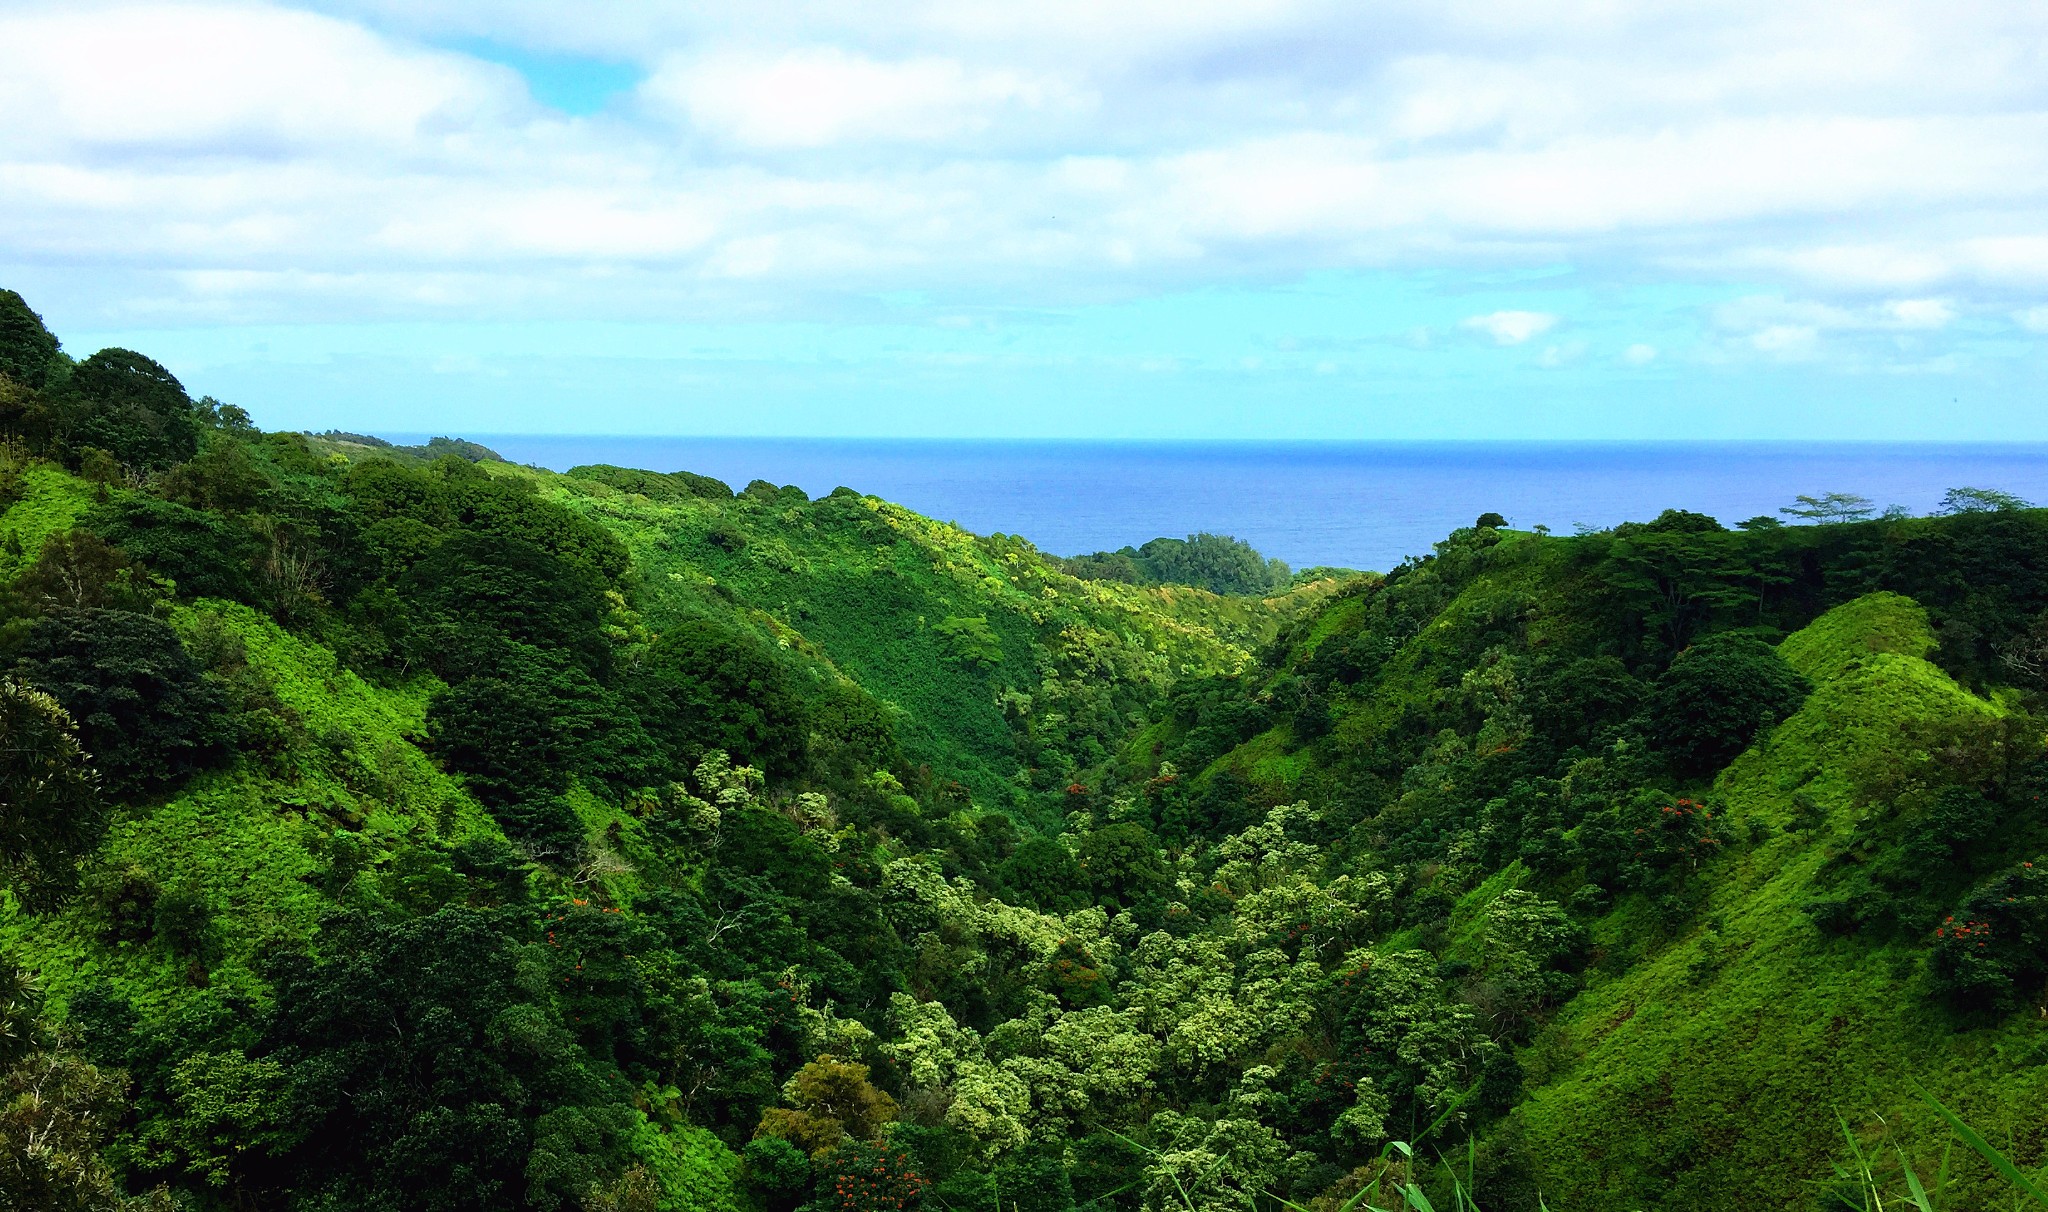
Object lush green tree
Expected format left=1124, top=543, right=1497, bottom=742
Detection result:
left=1617, top=509, right=1725, bottom=535
left=343, top=457, right=629, bottom=594
left=52, top=349, right=199, bottom=472
left=427, top=646, right=656, bottom=814
left=752, top=1056, right=898, bottom=1155
left=998, top=836, right=1089, bottom=912
left=402, top=532, right=613, bottom=677
left=155, top=438, right=274, bottom=513
left=1330, top=949, right=1498, bottom=1131
left=1937, top=486, right=2032, bottom=514
left=1579, top=791, right=1727, bottom=892
left=1781, top=492, right=1876, bottom=524
left=1136, top=533, right=1289, bottom=595
left=568, top=463, right=733, bottom=502
left=0, top=963, right=173, bottom=1212
left=12, top=608, right=231, bottom=796
left=0, top=964, right=40, bottom=1069
left=741, top=1136, right=813, bottom=1212
left=344, top=457, right=453, bottom=528
left=0, top=680, right=103, bottom=905
left=1, top=1049, right=175, bottom=1211
left=7, top=530, right=162, bottom=616
left=932, top=615, right=1004, bottom=668
left=626, top=619, right=808, bottom=777
left=132, top=1049, right=301, bottom=1194
left=1470, top=890, right=1585, bottom=1036
left=257, top=908, right=632, bottom=1212
left=1075, top=822, right=1169, bottom=910
left=0, top=373, right=55, bottom=454
left=1645, top=633, right=1808, bottom=775
left=1524, top=656, right=1644, bottom=755
left=0, top=288, right=62, bottom=389
left=86, top=496, right=263, bottom=603
left=1065, top=533, right=1288, bottom=594
left=438, top=463, right=630, bottom=591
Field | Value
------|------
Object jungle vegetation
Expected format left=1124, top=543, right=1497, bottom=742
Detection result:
left=3, top=284, right=2048, bottom=1211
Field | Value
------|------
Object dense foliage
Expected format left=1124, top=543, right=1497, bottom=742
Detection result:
left=3, top=288, right=2048, bottom=1210
left=1061, top=532, right=1292, bottom=595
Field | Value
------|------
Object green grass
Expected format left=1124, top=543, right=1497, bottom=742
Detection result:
left=0, top=462, right=97, bottom=578
left=0, top=600, right=505, bottom=1020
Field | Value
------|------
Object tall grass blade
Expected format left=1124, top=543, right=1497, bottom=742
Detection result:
left=1898, top=1148, right=1936, bottom=1212
left=1834, top=1114, right=1880, bottom=1212
left=1910, top=1083, right=2048, bottom=1208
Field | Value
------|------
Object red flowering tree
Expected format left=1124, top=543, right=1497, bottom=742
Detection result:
left=811, top=1140, right=929, bottom=1212
left=1581, top=789, right=1726, bottom=892
left=1931, top=862, right=2048, bottom=1011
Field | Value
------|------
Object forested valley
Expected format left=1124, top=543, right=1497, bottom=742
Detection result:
left=6, top=283, right=2048, bottom=1211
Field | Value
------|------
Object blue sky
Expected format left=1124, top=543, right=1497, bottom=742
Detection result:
left=3, top=1, right=2046, bottom=438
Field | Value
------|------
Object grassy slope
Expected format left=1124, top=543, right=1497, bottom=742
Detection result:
left=1508, top=592, right=2048, bottom=1210
left=0, top=600, right=488, bottom=1010
left=517, top=464, right=1329, bottom=815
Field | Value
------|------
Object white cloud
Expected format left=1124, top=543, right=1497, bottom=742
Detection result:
left=1881, top=298, right=1955, bottom=329
left=642, top=48, right=1079, bottom=148
left=1462, top=310, right=1558, bottom=345
left=1708, top=292, right=1982, bottom=365
left=1749, top=324, right=1818, bottom=355
left=1622, top=343, right=1658, bottom=365
left=0, top=4, right=528, bottom=155
left=4, top=0, right=2048, bottom=328
left=2015, top=306, right=2048, bottom=334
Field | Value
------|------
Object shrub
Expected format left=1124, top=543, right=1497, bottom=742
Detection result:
left=1929, top=862, right=2048, bottom=1012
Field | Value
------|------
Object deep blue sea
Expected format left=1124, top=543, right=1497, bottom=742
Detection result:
left=432, top=438, right=2048, bottom=573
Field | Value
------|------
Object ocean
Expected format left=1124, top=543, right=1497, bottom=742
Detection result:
left=438, top=437, right=2048, bottom=573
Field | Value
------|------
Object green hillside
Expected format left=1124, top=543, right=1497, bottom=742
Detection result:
left=4, top=282, right=2048, bottom=1212
left=1129, top=515, right=2048, bottom=1209
left=522, top=461, right=1335, bottom=817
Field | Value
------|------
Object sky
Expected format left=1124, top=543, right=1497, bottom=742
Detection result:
left=1, top=0, right=2046, bottom=439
